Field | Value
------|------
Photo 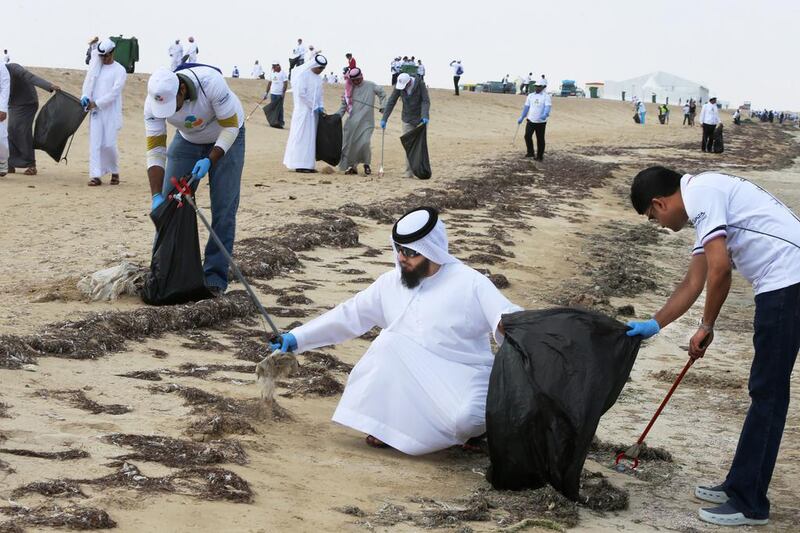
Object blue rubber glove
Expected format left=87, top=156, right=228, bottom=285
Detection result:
left=626, top=319, right=661, bottom=339
left=314, top=107, right=324, bottom=114
left=192, top=157, right=211, bottom=179
left=151, top=193, right=164, bottom=211
left=80, top=96, right=90, bottom=108
left=269, top=332, right=298, bottom=353
left=380, top=119, right=387, bottom=129
left=517, top=117, right=524, bottom=125
left=421, top=117, right=429, bottom=125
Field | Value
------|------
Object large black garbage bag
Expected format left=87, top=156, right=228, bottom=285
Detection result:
left=141, top=189, right=212, bottom=305
left=713, top=124, right=724, bottom=153
left=400, top=123, right=432, bottom=179
left=33, top=91, right=87, bottom=162
left=486, top=308, right=641, bottom=500
left=632, top=113, right=641, bottom=124
left=316, top=112, right=342, bottom=166
left=263, top=96, right=284, bottom=128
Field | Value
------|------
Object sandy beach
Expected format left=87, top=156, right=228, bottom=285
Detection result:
left=1, top=68, right=798, bottom=532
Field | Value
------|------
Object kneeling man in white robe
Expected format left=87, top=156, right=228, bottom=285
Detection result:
left=270, top=207, right=523, bottom=455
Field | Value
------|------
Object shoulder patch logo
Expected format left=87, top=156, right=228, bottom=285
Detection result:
left=691, top=212, right=707, bottom=226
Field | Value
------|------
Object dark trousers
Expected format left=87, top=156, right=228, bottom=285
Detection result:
left=453, top=76, right=460, bottom=95
left=524, top=120, right=546, bottom=159
left=270, top=94, right=284, bottom=127
left=683, top=113, right=690, bottom=125
left=391, top=72, right=398, bottom=86
left=722, top=282, right=800, bottom=519
left=701, top=123, right=716, bottom=151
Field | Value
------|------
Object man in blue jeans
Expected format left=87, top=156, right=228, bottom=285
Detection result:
left=626, top=166, right=800, bottom=527
left=144, top=66, right=246, bottom=296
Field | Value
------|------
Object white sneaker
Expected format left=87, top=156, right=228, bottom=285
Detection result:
left=698, top=503, right=769, bottom=527
left=695, top=484, right=729, bottom=504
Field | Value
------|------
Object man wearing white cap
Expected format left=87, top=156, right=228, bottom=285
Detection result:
left=700, top=97, right=720, bottom=152
left=283, top=54, right=326, bottom=173
left=80, top=38, right=127, bottom=186
left=380, top=72, right=430, bottom=178
left=182, top=37, right=198, bottom=64
left=269, top=206, right=522, bottom=455
left=144, top=64, right=245, bottom=295
left=265, top=61, right=288, bottom=128
left=0, top=61, right=10, bottom=176
left=516, top=79, right=552, bottom=161
left=168, top=39, right=182, bottom=70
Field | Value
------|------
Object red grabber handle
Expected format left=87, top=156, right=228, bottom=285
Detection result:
left=168, top=175, right=194, bottom=207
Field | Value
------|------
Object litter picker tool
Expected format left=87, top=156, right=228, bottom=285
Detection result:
left=511, top=122, right=521, bottom=146
left=245, top=97, right=267, bottom=122
left=614, top=335, right=709, bottom=471
left=378, top=128, right=385, bottom=177
left=169, top=175, right=279, bottom=338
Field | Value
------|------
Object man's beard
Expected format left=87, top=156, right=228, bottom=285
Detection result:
left=400, top=258, right=430, bottom=289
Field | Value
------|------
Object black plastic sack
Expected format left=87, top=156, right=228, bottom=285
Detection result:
left=141, top=189, right=212, bottom=306
left=316, top=112, right=342, bottom=166
left=33, top=91, right=87, bottom=162
left=263, top=97, right=283, bottom=128
left=632, top=113, right=641, bottom=124
left=486, top=308, right=641, bottom=500
left=713, top=124, right=724, bottom=153
left=400, top=123, right=432, bottom=179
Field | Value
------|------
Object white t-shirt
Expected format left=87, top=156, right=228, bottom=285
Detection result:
left=417, top=63, right=425, bottom=75
left=682, top=172, right=800, bottom=294
left=700, top=102, right=720, bottom=125
left=269, top=70, right=288, bottom=95
left=525, top=91, right=552, bottom=123
left=452, top=62, right=463, bottom=76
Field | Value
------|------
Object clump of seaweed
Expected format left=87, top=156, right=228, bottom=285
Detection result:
left=102, top=433, right=247, bottom=468
left=36, top=389, right=130, bottom=415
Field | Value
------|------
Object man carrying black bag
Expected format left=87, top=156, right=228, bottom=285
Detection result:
left=380, top=72, right=430, bottom=179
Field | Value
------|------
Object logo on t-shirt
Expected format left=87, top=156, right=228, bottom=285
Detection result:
left=184, top=115, right=204, bottom=128
left=691, top=212, right=707, bottom=226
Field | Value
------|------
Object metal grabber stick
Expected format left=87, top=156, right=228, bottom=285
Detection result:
left=170, top=175, right=280, bottom=337
left=511, top=122, right=521, bottom=146
left=245, top=97, right=267, bottom=122
left=378, top=128, right=386, bottom=177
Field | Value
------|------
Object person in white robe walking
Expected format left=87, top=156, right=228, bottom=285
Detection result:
left=81, top=38, right=126, bottom=186
left=269, top=207, right=523, bottom=455
left=168, top=39, right=182, bottom=70
left=182, top=36, right=198, bottom=64
left=283, top=54, right=326, bottom=173
left=0, top=61, right=10, bottom=176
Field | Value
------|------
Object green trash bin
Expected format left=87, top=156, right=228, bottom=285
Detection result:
left=589, top=86, right=598, bottom=98
left=399, top=64, right=418, bottom=75
left=110, top=36, right=139, bottom=74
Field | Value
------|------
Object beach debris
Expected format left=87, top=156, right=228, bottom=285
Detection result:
left=256, top=349, right=299, bottom=404
left=0, top=448, right=89, bottom=461
left=36, top=389, right=131, bottom=415
left=103, top=433, right=247, bottom=467
left=0, top=504, right=116, bottom=531
left=11, top=480, right=87, bottom=499
left=77, top=262, right=146, bottom=301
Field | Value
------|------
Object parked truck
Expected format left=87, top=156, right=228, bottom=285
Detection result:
left=559, top=80, right=585, bottom=97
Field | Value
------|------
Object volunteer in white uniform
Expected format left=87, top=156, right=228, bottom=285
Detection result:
left=265, top=61, right=288, bottom=128
left=182, top=37, right=198, bottom=64
left=168, top=39, right=182, bottom=70
left=517, top=79, right=551, bottom=161
left=627, top=167, right=800, bottom=527
left=144, top=65, right=245, bottom=295
left=269, top=207, right=523, bottom=455
left=700, top=96, right=720, bottom=152
left=81, top=38, right=127, bottom=186
left=283, top=54, right=326, bottom=173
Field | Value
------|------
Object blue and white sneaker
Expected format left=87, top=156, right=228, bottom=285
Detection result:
left=698, top=502, right=769, bottom=526
left=695, top=484, right=729, bottom=504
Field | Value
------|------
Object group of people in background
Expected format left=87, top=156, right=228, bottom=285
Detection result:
left=390, top=56, right=425, bottom=86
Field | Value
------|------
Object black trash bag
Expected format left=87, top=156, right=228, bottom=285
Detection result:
left=33, top=91, right=87, bottom=162
left=632, top=113, right=641, bottom=124
left=141, top=188, right=212, bottom=306
left=713, top=123, right=724, bottom=153
left=263, top=96, right=284, bottom=128
left=486, top=308, right=641, bottom=500
left=316, top=112, right=342, bottom=166
left=400, top=123, right=432, bottom=179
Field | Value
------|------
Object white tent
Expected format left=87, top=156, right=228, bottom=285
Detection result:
left=604, top=71, right=710, bottom=105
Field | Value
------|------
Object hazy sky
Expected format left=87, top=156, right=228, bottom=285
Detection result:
left=3, top=0, right=798, bottom=110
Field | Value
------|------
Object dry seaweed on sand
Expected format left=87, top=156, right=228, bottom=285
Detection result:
left=116, top=369, right=163, bottom=381
left=0, top=504, right=116, bottom=530
left=175, top=362, right=255, bottom=378
left=580, top=475, right=629, bottom=512
left=265, top=306, right=311, bottom=318
left=279, top=372, right=343, bottom=398
left=359, top=327, right=381, bottom=341
left=149, top=383, right=282, bottom=422
left=0, top=291, right=256, bottom=368
left=11, top=480, right=87, bottom=499
left=588, top=437, right=673, bottom=463
left=0, top=402, right=10, bottom=419
left=0, top=448, right=89, bottom=461
left=301, top=351, right=353, bottom=373
left=187, top=414, right=256, bottom=438
left=276, top=293, right=313, bottom=306
left=466, top=253, right=505, bottom=266
left=102, top=433, right=247, bottom=467
left=36, top=389, right=131, bottom=415
left=180, top=331, right=228, bottom=352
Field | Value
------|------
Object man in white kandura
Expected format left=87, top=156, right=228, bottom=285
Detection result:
left=81, top=38, right=127, bottom=186
left=269, top=207, right=523, bottom=455
left=182, top=36, right=198, bottom=64
left=283, top=54, right=326, bottom=173
left=251, top=60, right=264, bottom=79
left=168, top=39, right=182, bottom=70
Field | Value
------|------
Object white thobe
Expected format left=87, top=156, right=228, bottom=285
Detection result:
left=291, top=262, right=523, bottom=455
left=0, top=62, right=9, bottom=165
left=81, top=43, right=101, bottom=103
left=87, top=62, right=126, bottom=178
left=184, top=43, right=198, bottom=63
left=168, top=43, right=183, bottom=70
left=251, top=64, right=264, bottom=78
left=283, top=67, right=322, bottom=170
